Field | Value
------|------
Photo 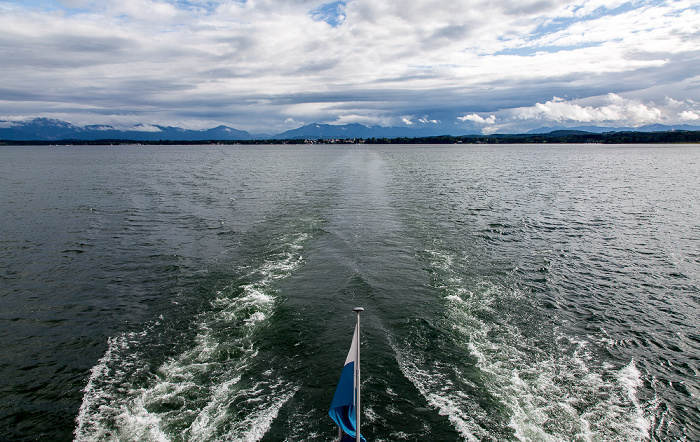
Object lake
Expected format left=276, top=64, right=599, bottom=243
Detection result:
left=0, top=144, right=698, bottom=441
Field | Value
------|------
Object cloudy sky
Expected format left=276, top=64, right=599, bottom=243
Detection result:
left=1, top=0, right=699, bottom=134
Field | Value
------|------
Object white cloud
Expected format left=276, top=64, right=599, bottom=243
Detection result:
left=402, top=116, right=440, bottom=125
left=679, top=111, right=700, bottom=121
left=333, top=114, right=393, bottom=126
left=481, top=125, right=499, bottom=135
left=458, top=114, right=496, bottom=124
left=0, top=0, right=699, bottom=133
left=517, top=94, right=662, bottom=127
left=130, top=123, right=163, bottom=132
left=666, top=97, right=686, bottom=108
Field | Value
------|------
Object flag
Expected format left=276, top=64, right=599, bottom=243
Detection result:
left=329, top=324, right=366, bottom=442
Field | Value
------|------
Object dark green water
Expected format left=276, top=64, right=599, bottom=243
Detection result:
left=0, top=144, right=698, bottom=441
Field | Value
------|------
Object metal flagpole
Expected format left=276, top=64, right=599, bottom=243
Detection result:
left=353, top=307, right=363, bottom=442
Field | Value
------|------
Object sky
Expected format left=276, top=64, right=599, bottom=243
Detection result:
left=1, top=0, right=699, bottom=134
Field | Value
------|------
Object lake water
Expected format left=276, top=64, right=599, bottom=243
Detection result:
left=0, top=144, right=698, bottom=441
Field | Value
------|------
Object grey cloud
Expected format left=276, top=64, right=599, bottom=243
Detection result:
left=500, top=0, right=560, bottom=16
left=0, top=35, right=134, bottom=68
left=431, top=24, right=471, bottom=41
left=1, top=0, right=698, bottom=134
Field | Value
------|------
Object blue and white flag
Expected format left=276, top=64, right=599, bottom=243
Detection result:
left=329, top=324, right=366, bottom=442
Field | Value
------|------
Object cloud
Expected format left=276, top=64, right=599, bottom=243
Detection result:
left=458, top=114, right=496, bottom=124
left=481, top=125, right=499, bottom=135
left=452, top=92, right=700, bottom=134
left=402, top=116, right=440, bottom=125
left=1, top=0, right=699, bottom=132
left=457, top=113, right=497, bottom=134
left=284, top=117, right=304, bottom=125
left=679, top=110, right=700, bottom=121
left=332, top=114, right=393, bottom=126
left=517, top=94, right=663, bottom=127
left=130, top=123, right=163, bottom=132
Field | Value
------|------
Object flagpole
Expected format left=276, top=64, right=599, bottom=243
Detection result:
left=353, top=307, right=363, bottom=442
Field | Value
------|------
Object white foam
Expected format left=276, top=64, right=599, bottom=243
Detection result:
left=466, top=310, right=653, bottom=441
left=75, top=229, right=313, bottom=441
left=244, top=311, right=268, bottom=326
left=75, top=332, right=148, bottom=441
left=219, top=383, right=299, bottom=442
left=185, top=375, right=244, bottom=440
left=390, top=337, right=483, bottom=442
left=399, top=245, right=653, bottom=441
left=364, top=406, right=380, bottom=423
left=618, top=359, right=651, bottom=437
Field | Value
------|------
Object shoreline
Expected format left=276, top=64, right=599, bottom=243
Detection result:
left=2, top=130, right=700, bottom=146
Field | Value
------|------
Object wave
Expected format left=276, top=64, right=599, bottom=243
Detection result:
left=75, top=231, right=311, bottom=441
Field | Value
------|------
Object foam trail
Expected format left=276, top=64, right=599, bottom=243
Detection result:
left=618, top=360, right=651, bottom=437
left=396, top=246, right=652, bottom=441
left=75, top=232, right=311, bottom=441
left=74, top=331, right=150, bottom=441
left=389, top=338, right=483, bottom=442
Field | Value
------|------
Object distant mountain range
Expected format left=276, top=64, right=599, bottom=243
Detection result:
left=274, top=123, right=459, bottom=139
left=0, top=118, right=253, bottom=141
left=2, top=118, right=700, bottom=142
left=527, top=124, right=700, bottom=134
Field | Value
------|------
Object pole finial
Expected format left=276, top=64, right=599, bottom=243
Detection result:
left=353, top=307, right=364, bottom=312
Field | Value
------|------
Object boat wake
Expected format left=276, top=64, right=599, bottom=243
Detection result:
left=393, top=245, right=651, bottom=441
left=74, top=231, right=311, bottom=441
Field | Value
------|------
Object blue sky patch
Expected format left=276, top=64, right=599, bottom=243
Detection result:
left=172, top=0, right=242, bottom=14
left=493, top=41, right=603, bottom=57
left=527, top=0, right=661, bottom=41
left=310, top=1, right=346, bottom=27
left=1, top=0, right=89, bottom=16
